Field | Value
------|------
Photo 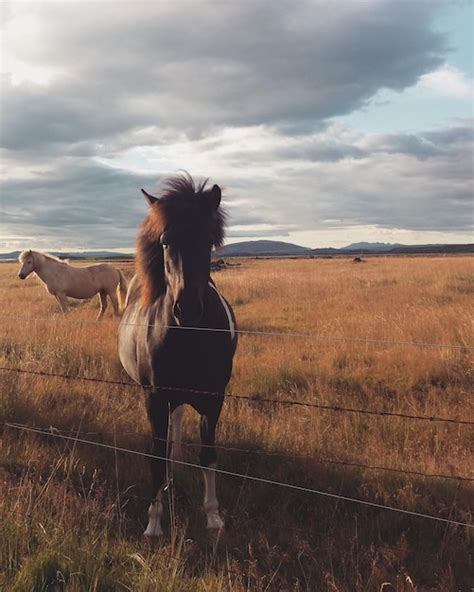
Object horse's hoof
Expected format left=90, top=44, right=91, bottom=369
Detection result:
left=144, top=525, right=163, bottom=538
left=206, top=514, right=225, bottom=530
left=144, top=529, right=163, bottom=539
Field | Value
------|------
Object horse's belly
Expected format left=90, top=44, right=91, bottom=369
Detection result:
left=67, top=286, right=98, bottom=299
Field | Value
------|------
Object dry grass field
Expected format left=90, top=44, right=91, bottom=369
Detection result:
left=0, top=256, right=473, bottom=591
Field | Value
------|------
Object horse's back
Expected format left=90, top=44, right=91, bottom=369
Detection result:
left=57, top=262, right=119, bottom=298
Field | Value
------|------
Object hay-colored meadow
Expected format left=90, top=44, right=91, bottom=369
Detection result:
left=1, top=256, right=473, bottom=591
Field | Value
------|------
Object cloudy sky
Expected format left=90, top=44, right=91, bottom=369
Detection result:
left=0, top=0, right=472, bottom=251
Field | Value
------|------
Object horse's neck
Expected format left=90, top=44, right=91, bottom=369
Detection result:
left=136, top=240, right=167, bottom=305
left=34, top=255, right=61, bottom=284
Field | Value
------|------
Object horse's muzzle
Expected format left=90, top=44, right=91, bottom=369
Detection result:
left=18, top=273, right=26, bottom=280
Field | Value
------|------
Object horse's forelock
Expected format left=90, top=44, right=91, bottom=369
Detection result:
left=19, top=250, right=33, bottom=263
left=145, top=174, right=225, bottom=247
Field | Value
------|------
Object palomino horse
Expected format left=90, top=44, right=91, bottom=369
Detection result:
left=118, top=174, right=237, bottom=537
left=18, top=250, right=128, bottom=319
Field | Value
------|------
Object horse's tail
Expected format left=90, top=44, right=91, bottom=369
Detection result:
left=117, top=270, right=128, bottom=311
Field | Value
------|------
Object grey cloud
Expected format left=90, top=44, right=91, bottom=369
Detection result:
left=359, top=126, right=474, bottom=160
left=1, top=122, right=472, bottom=250
left=362, top=134, right=442, bottom=159
left=1, top=1, right=447, bottom=155
left=423, top=126, right=474, bottom=146
left=0, top=160, right=257, bottom=249
left=0, top=161, right=158, bottom=248
left=227, top=229, right=290, bottom=239
left=222, top=122, right=474, bottom=234
left=0, top=1, right=470, bottom=249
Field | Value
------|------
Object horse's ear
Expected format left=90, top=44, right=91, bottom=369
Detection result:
left=209, top=184, right=221, bottom=210
left=141, top=188, right=159, bottom=206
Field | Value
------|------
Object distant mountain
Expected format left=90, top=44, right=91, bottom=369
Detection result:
left=216, top=240, right=311, bottom=257
left=342, top=242, right=404, bottom=252
left=64, top=251, right=133, bottom=260
left=0, top=251, right=21, bottom=261
left=388, top=244, right=473, bottom=254
left=216, top=240, right=474, bottom=257
left=1, top=241, right=472, bottom=262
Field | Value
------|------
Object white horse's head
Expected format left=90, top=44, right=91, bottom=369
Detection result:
left=18, top=250, right=35, bottom=280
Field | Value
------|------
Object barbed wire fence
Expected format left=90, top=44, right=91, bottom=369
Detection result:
left=3, top=421, right=473, bottom=529
left=1, top=313, right=473, bottom=530
left=0, top=313, right=472, bottom=350
left=1, top=366, right=472, bottom=426
left=4, top=418, right=472, bottom=483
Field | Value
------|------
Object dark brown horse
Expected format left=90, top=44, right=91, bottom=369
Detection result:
left=118, top=174, right=237, bottom=536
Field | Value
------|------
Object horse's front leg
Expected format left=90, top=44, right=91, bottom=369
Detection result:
left=144, top=391, right=170, bottom=538
left=170, top=405, right=185, bottom=461
left=200, top=402, right=224, bottom=530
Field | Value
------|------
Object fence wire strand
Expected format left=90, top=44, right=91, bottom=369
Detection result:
left=5, top=421, right=473, bottom=529
left=1, top=366, right=472, bottom=426
left=5, top=423, right=470, bottom=483
left=0, top=314, right=471, bottom=350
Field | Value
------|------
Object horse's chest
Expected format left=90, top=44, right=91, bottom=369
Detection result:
left=148, top=330, right=233, bottom=389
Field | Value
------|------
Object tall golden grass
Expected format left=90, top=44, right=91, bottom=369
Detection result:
left=1, top=256, right=473, bottom=591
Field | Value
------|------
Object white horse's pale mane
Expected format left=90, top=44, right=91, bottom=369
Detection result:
left=18, top=250, right=69, bottom=265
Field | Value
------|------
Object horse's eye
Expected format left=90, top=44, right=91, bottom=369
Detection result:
left=160, top=231, right=171, bottom=248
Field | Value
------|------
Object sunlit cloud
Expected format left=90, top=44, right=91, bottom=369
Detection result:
left=419, top=64, right=473, bottom=98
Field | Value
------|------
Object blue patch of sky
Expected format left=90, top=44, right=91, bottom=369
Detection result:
left=338, top=1, right=473, bottom=134
left=436, top=0, right=473, bottom=74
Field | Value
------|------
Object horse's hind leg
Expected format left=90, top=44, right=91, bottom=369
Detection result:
left=144, top=391, right=170, bottom=537
left=97, top=290, right=107, bottom=320
left=200, top=404, right=224, bottom=530
left=109, top=290, right=120, bottom=316
left=56, top=294, right=69, bottom=313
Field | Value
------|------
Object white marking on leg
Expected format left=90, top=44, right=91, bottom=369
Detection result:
left=203, top=464, right=224, bottom=530
left=208, top=282, right=235, bottom=340
left=170, top=405, right=184, bottom=461
left=144, top=492, right=163, bottom=537
left=97, top=291, right=107, bottom=320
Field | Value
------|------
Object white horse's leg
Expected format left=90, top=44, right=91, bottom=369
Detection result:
left=144, top=392, right=169, bottom=538
left=97, top=290, right=107, bottom=320
left=109, top=291, right=120, bottom=316
left=202, top=465, right=224, bottom=530
left=144, top=492, right=163, bottom=538
left=170, top=406, right=184, bottom=461
left=56, top=294, right=69, bottom=313
left=200, top=412, right=224, bottom=530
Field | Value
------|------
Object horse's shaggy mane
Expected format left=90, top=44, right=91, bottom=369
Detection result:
left=136, top=173, right=226, bottom=305
left=149, top=174, right=226, bottom=246
left=19, top=250, right=69, bottom=264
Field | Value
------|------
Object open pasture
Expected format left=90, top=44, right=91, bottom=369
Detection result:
left=1, top=256, right=473, bottom=591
